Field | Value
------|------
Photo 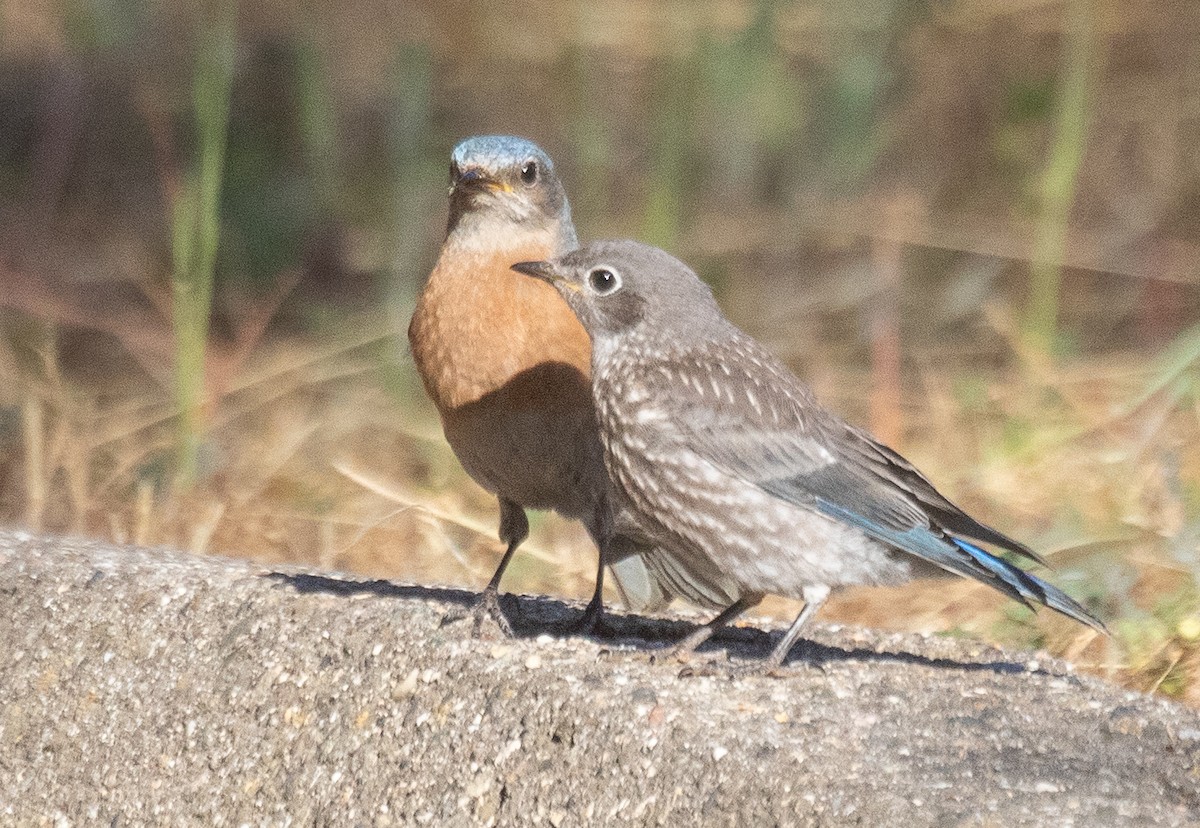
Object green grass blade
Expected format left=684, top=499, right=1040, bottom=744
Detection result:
left=171, top=0, right=237, bottom=486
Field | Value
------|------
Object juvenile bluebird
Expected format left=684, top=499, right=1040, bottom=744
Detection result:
left=513, top=240, right=1106, bottom=668
left=408, top=137, right=691, bottom=634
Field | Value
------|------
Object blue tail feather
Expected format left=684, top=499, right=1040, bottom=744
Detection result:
left=950, top=538, right=1106, bottom=633
left=815, top=500, right=1106, bottom=633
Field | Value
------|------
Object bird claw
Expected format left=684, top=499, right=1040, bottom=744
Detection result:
left=441, top=589, right=516, bottom=638
left=677, top=660, right=790, bottom=680
left=572, top=609, right=617, bottom=639
left=570, top=595, right=604, bottom=636
left=651, top=646, right=727, bottom=667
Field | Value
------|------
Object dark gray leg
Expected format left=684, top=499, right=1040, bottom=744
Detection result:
left=575, top=495, right=616, bottom=636
left=677, top=585, right=831, bottom=678
left=763, top=584, right=831, bottom=668
left=575, top=555, right=605, bottom=635
left=653, top=595, right=761, bottom=663
left=461, top=498, right=528, bottom=637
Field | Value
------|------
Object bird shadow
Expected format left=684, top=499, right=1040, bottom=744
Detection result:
left=263, top=571, right=1048, bottom=679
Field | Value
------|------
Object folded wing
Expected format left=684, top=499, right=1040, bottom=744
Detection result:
left=657, top=342, right=1105, bottom=633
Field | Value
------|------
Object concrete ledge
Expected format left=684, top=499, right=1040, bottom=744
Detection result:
left=1, top=529, right=1197, bottom=826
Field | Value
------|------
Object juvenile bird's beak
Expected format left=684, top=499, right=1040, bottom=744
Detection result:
left=511, top=260, right=559, bottom=284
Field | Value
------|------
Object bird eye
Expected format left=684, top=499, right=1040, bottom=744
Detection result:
left=587, top=267, right=621, bottom=295
left=520, top=160, right=539, bottom=185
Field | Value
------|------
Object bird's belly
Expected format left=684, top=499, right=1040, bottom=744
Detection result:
left=705, top=484, right=916, bottom=596
left=440, top=362, right=606, bottom=519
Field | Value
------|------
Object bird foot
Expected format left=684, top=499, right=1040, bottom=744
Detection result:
left=441, top=589, right=516, bottom=638
left=651, top=645, right=727, bottom=667
left=572, top=608, right=618, bottom=639
left=677, top=660, right=789, bottom=680
left=570, top=594, right=602, bottom=635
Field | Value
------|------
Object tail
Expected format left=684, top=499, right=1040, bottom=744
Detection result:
left=608, top=553, right=672, bottom=612
left=606, top=533, right=741, bottom=613
left=817, top=501, right=1107, bottom=633
left=949, top=538, right=1107, bottom=634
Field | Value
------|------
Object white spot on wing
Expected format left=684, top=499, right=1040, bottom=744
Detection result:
left=634, top=407, right=666, bottom=425
left=745, top=387, right=760, bottom=414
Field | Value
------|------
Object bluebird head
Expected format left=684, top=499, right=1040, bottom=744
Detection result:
left=446, top=135, right=576, bottom=247
left=512, top=240, right=729, bottom=351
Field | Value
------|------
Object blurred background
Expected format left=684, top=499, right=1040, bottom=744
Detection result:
left=0, top=0, right=1198, bottom=700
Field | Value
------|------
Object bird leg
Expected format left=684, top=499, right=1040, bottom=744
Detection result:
left=574, top=558, right=606, bottom=636
left=652, top=595, right=759, bottom=664
left=679, top=585, right=830, bottom=678
left=574, top=501, right=618, bottom=637
left=469, top=539, right=520, bottom=637
left=571, top=493, right=630, bottom=638
left=443, top=499, right=528, bottom=637
left=763, top=583, right=830, bottom=668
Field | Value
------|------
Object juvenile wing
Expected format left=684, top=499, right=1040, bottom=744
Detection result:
left=654, top=340, right=1104, bottom=632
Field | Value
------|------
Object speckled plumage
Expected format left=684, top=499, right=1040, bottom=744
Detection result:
left=408, top=138, right=672, bottom=630
left=513, top=240, right=1106, bottom=666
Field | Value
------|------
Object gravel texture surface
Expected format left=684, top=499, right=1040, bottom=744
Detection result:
left=1, top=529, right=1198, bottom=826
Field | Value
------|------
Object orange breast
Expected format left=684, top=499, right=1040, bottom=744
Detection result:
left=409, top=242, right=592, bottom=414
left=408, top=239, right=604, bottom=512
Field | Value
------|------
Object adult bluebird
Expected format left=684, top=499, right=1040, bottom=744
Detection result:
left=408, top=137, right=692, bottom=634
left=513, top=240, right=1105, bottom=667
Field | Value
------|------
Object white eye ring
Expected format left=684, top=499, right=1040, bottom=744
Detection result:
left=587, top=266, right=621, bottom=296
